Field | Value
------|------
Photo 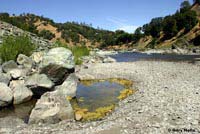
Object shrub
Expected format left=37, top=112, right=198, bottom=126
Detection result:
left=192, top=35, right=200, bottom=46
left=38, top=30, right=55, bottom=40
left=71, top=46, right=90, bottom=65
left=0, top=35, right=36, bottom=62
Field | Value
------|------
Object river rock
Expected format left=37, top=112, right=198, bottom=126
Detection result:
left=29, top=91, right=74, bottom=124
left=75, top=113, right=82, bottom=121
left=56, top=73, right=78, bottom=98
left=0, top=83, right=13, bottom=107
left=103, top=57, right=116, bottom=63
left=30, top=51, right=45, bottom=64
left=0, top=72, right=11, bottom=85
left=13, top=85, right=33, bottom=105
left=195, top=58, right=200, bottom=65
left=17, top=54, right=33, bottom=69
left=9, top=80, right=25, bottom=89
left=10, top=80, right=33, bottom=105
left=0, top=66, right=2, bottom=73
left=2, top=60, right=18, bottom=73
left=39, top=47, right=75, bottom=84
left=25, top=73, right=54, bottom=95
left=9, top=68, right=27, bottom=79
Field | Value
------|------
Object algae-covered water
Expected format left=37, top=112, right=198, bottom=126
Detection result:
left=75, top=80, right=124, bottom=111
left=71, top=79, right=134, bottom=121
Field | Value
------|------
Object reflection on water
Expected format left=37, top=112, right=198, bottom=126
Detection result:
left=110, top=52, right=200, bottom=62
left=0, top=99, right=37, bottom=123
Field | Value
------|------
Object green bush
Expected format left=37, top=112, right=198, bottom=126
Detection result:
left=0, top=35, right=36, bottom=62
left=38, top=30, right=55, bottom=40
left=71, top=46, right=90, bottom=65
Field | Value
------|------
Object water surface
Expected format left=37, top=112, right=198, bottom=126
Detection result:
left=0, top=99, right=37, bottom=123
left=110, top=52, right=200, bottom=62
left=74, top=80, right=126, bottom=111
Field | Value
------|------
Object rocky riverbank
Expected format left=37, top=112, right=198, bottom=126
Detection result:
left=1, top=61, right=200, bottom=133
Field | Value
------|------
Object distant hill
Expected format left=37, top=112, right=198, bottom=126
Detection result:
left=0, top=13, right=118, bottom=48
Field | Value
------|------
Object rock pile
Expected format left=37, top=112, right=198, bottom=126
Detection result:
left=0, top=21, right=55, bottom=51
left=0, top=47, right=77, bottom=124
left=81, top=50, right=116, bottom=64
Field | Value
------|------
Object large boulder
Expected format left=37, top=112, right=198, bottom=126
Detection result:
left=39, top=47, right=75, bottom=84
left=56, top=73, right=78, bottom=98
left=0, top=72, right=11, bottom=85
left=0, top=83, right=13, bottom=107
left=17, top=54, right=33, bottom=69
left=29, top=91, right=74, bottom=124
left=10, top=80, right=33, bottom=105
left=2, top=60, right=18, bottom=73
left=25, top=73, right=54, bottom=96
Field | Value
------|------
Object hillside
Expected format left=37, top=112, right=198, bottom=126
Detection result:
left=0, top=13, right=117, bottom=48
left=0, top=20, right=55, bottom=51
left=134, top=2, right=200, bottom=51
left=0, top=1, right=200, bottom=51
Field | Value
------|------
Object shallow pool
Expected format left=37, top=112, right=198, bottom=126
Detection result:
left=0, top=99, right=37, bottom=123
left=71, top=79, right=134, bottom=121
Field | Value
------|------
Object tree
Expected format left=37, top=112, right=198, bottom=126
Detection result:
left=175, top=10, right=197, bottom=32
left=181, top=1, right=191, bottom=9
left=194, top=0, right=200, bottom=4
left=163, top=16, right=178, bottom=39
left=180, top=1, right=191, bottom=13
left=142, top=17, right=163, bottom=38
left=134, top=27, right=143, bottom=41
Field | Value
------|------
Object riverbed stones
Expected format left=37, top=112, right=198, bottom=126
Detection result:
left=103, top=57, right=116, bottom=63
left=29, top=91, right=74, bottom=124
left=25, top=73, right=54, bottom=95
left=195, top=58, right=200, bottom=65
left=0, top=72, right=11, bottom=85
left=30, top=51, right=45, bottom=64
left=10, top=80, right=33, bottom=105
left=13, top=85, right=33, bottom=105
left=9, top=68, right=27, bottom=79
left=39, top=47, right=75, bottom=84
left=2, top=60, right=18, bottom=73
left=75, top=113, right=83, bottom=121
left=0, top=83, right=13, bottom=107
left=0, top=66, right=2, bottom=72
left=17, top=54, right=33, bottom=69
left=55, top=73, right=78, bottom=98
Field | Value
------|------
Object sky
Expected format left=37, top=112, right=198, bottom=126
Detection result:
left=0, top=0, right=193, bottom=33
